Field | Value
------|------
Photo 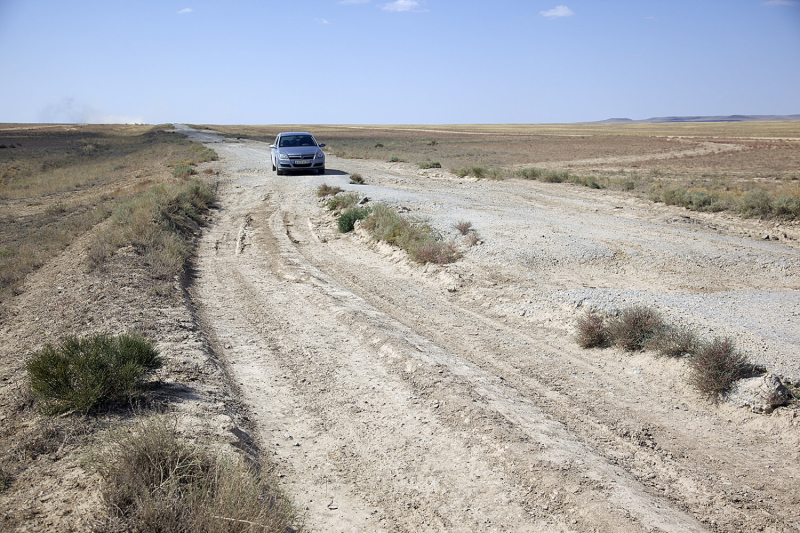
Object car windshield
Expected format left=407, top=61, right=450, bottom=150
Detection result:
left=279, top=135, right=316, bottom=148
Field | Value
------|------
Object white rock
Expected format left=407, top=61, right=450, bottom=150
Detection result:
left=728, top=373, right=790, bottom=413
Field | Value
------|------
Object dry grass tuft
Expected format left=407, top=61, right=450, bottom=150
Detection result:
left=96, top=417, right=298, bottom=533
left=326, top=192, right=361, bottom=212
left=349, top=172, right=365, bottom=184
left=316, top=183, right=343, bottom=197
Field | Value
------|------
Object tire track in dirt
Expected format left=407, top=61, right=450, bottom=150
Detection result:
left=186, top=129, right=800, bottom=533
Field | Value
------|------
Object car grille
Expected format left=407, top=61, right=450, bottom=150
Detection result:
left=289, top=154, right=314, bottom=160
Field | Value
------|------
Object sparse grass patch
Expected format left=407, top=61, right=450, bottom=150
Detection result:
left=389, top=156, right=404, bottom=163
left=575, top=311, right=609, bottom=348
left=419, top=161, right=442, bottom=169
left=688, top=337, right=751, bottom=399
left=173, top=163, right=196, bottom=179
left=362, top=203, right=459, bottom=264
left=26, top=333, right=163, bottom=415
left=316, top=183, right=343, bottom=197
left=411, top=240, right=459, bottom=265
left=326, top=192, right=361, bottom=212
left=89, top=178, right=214, bottom=278
left=349, top=172, right=365, bottom=184
left=338, top=206, right=371, bottom=233
left=97, top=417, right=297, bottom=533
left=645, top=324, right=699, bottom=357
left=606, top=305, right=665, bottom=351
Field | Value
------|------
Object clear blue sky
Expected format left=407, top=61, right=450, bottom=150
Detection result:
left=1, top=0, right=798, bottom=124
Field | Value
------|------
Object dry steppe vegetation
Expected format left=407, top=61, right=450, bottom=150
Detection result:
left=211, top=121, right=800, bottom=221
left=0, top=124, right=297, bottom=532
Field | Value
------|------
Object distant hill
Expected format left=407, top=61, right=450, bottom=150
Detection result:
left=596, top=114, right=800, bottom=124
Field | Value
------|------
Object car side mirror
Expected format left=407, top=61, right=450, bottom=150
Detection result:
left=319, top=143, right=326, bottom=147
left=269, top=144, right=276, bottom=148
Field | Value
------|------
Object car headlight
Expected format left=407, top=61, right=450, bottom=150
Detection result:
left=315, top=151, right=324, bottom=159
left=278, top=152, right=289, bottom=160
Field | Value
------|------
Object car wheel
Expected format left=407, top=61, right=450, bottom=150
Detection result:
left=271, top=159, right=276, bottom=172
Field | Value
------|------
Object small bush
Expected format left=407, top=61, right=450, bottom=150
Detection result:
left=201, top=168, right=214, bottom=174
left=326, top=192, right=361, bottom=212
left=688, top=337, right=751, bottom=399
left=338, top=206, right=371, bottom=233
left=375, top=143, right=384, bottom=148
left=607, top=305, right=664, bottom=351
left=575, top=311, right=609, bottom=348
left=389, top=156, right=404, bottom=163
left=349, top=173, right=365, bottom=184
left=772, top=195, right=800, bottom=219
left=26, top=333, right=162, bottom=414
left=98, top=417, right=297, bottom=533
left=316, top=183, right=343, bottom=197
left=465, top=232, right=479, bottom=246
left=739, top=189, right=773, bottom=219
left=419, top=162, right=442, bottom=169
left=645, top=324, right=699, bottom=357
left=173, top=163, right=196, bottom=179
left=454, top=220, right=473, bottom=235
left=411, top=240, right=459, bottom=265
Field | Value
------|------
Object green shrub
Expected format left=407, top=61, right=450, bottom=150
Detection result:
left=338, top=206, right=371, bottom=233
left=419, top=162, right=442, bottom=169
left=349, top=172, right=365, bottom=184
left=575, top=311, right=609, bottom=348
left=688, top=337, right=751, bottom=399
left=172, top=163, right=196, bottom=179
left=389, top=156, right=404, bottom=163
left=607, top=305, right=664, bottom=351
left=26, top=333, right=162, bottom=414
left=739, top=189, right=773, bottom=218
left=326, top=192, right=361, bottom=212
left=772, top=195, right=800, bottom=219
left=98, top=417, right=297, bottom=533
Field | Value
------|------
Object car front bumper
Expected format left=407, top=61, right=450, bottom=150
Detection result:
left=276, top=159, right=325, bottom=171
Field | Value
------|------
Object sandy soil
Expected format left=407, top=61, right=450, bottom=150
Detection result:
left=181, top=126, right=800, bottom=533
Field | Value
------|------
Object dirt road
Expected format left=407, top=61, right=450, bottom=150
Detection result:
left=184, top=127, right=800, bottom=533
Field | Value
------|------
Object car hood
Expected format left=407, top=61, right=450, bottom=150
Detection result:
left=277, top=146, right=322, bottom=156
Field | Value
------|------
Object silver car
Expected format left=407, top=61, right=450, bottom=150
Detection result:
left=270, top=132, right=326, bottom=175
